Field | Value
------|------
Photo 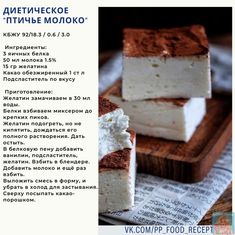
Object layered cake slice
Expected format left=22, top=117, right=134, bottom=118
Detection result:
left=109, top=81, right=206, bottom=142
left=99, top=130, right=136, bottom=213
left=122, top=25, right=211, bottom=101
left=99, top=96, right=136, bottom=213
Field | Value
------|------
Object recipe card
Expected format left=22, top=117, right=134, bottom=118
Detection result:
left=0, top=1, right=233, bottom=235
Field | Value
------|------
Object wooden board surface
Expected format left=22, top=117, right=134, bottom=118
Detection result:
left=103, top=81, right=232, bottom=183
left=199, top=183, right=232, bottom=224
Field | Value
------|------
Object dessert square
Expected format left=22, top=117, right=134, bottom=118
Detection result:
left=109, top=81, right=206, bottom=142
left=122, top=25, right=211, bottom=100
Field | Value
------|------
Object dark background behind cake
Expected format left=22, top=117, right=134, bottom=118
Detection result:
left=99, top=7, right=232, bottom=52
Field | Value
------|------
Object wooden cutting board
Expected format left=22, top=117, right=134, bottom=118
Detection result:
left=102, top=81, right=232, bottom=183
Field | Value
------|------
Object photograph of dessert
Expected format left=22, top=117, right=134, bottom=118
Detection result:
left=99, top=7, right=232, bottom=225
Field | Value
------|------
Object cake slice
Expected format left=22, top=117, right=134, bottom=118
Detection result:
left=99, top=130, right=136, bottom=213
left=109, top=81, right=206, bottom=142
left=99, top=96, right=132, bottom=160
left=122, top=25, right=211, bottom=101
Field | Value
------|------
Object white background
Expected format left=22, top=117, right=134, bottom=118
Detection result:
left=0, top=1, right=98, bottom=235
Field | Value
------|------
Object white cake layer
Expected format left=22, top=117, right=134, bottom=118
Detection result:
left=110, top=96, right=206, bottom=142
left=99, top=108, right=132, bottom=160
left=99, top=138, right=136, bottom=213
left=122, top=55, right=211, bottom=101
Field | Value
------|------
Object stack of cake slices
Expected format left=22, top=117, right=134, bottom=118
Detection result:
left=99, top=25, right=211, bottom=214
left=110, top=25, right=211, bottom=142
left=99, top=96, right=136, bottom=213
